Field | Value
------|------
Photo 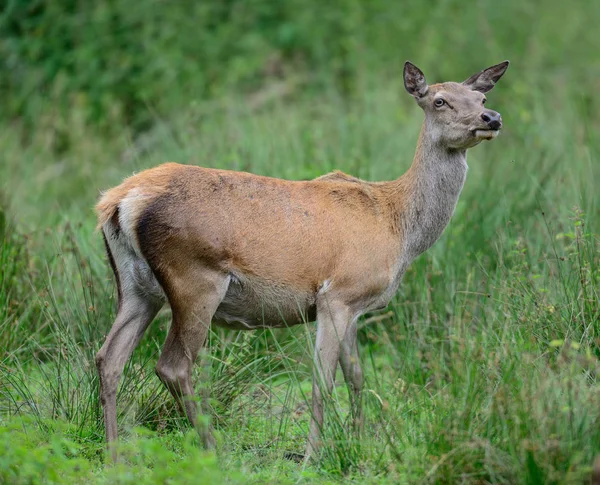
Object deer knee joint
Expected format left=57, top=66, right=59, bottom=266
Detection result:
left=155, top=361, right=187, bottom=392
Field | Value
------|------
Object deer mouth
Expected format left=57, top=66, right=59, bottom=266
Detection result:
left=472, top=129, right=500, bottom=140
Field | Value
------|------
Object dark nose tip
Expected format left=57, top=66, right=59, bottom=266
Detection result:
left=481, top=110, right=502, bottom=130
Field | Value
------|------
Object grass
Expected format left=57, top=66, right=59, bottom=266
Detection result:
left=1, top=2, right=600, bottom=482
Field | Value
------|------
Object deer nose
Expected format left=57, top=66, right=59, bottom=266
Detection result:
left=481, top=110, right=502, bottom=130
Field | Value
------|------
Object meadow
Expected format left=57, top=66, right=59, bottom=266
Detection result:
left=1, top=1, right=599, bottom=483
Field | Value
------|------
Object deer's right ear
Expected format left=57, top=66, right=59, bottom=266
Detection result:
left=404, top=61, right=429, bottom=98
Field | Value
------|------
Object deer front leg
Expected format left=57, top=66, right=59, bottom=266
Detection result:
left=339, top=320, right=364, bottom=433
left=305, top=300, right=350, bottom=461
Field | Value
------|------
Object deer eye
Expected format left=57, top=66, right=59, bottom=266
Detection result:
left=434, top=98, right=445, bottom=107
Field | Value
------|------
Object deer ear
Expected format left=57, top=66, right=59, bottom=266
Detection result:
left=404, top=61, right=429, bottom=98
left=463, top=61, right=509, bottom=93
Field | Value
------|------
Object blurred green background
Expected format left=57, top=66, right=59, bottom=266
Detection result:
left=1, top=0, right=598, bottom=226
left=1, top=1, right=599, bottom=483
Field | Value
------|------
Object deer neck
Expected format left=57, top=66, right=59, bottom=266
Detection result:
left=393, top=121, right=468, bottom=259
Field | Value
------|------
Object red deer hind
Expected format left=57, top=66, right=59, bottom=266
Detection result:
left=95, top=60, right=509, bottom=460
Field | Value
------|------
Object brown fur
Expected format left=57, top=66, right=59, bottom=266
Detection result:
left=99, top=163, right=402, bottom=305
left=96, top=162, right=184, bottom=229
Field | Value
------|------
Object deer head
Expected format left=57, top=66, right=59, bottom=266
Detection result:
left=404, top=61, right=509, bottom=150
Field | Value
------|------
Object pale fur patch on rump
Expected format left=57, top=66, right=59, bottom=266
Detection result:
left=95, top=162, right=183, bottom=231
left=96, top=164, right=184, bottom=302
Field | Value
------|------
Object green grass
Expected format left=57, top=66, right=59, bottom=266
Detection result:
left=1, top=1, right=600, bottom=483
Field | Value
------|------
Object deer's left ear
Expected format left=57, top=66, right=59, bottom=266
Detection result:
left=463, top=61, right=509, bottom=93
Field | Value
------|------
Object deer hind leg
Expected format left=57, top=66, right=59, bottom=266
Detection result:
left=155, top=267, right=230, bottom=448
left=95, top=232, right=165, bottom=460
left=306, top=298, right=352, bottom=460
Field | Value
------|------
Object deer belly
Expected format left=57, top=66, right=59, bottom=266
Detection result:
left=212, top=274, right=317, bottom=329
